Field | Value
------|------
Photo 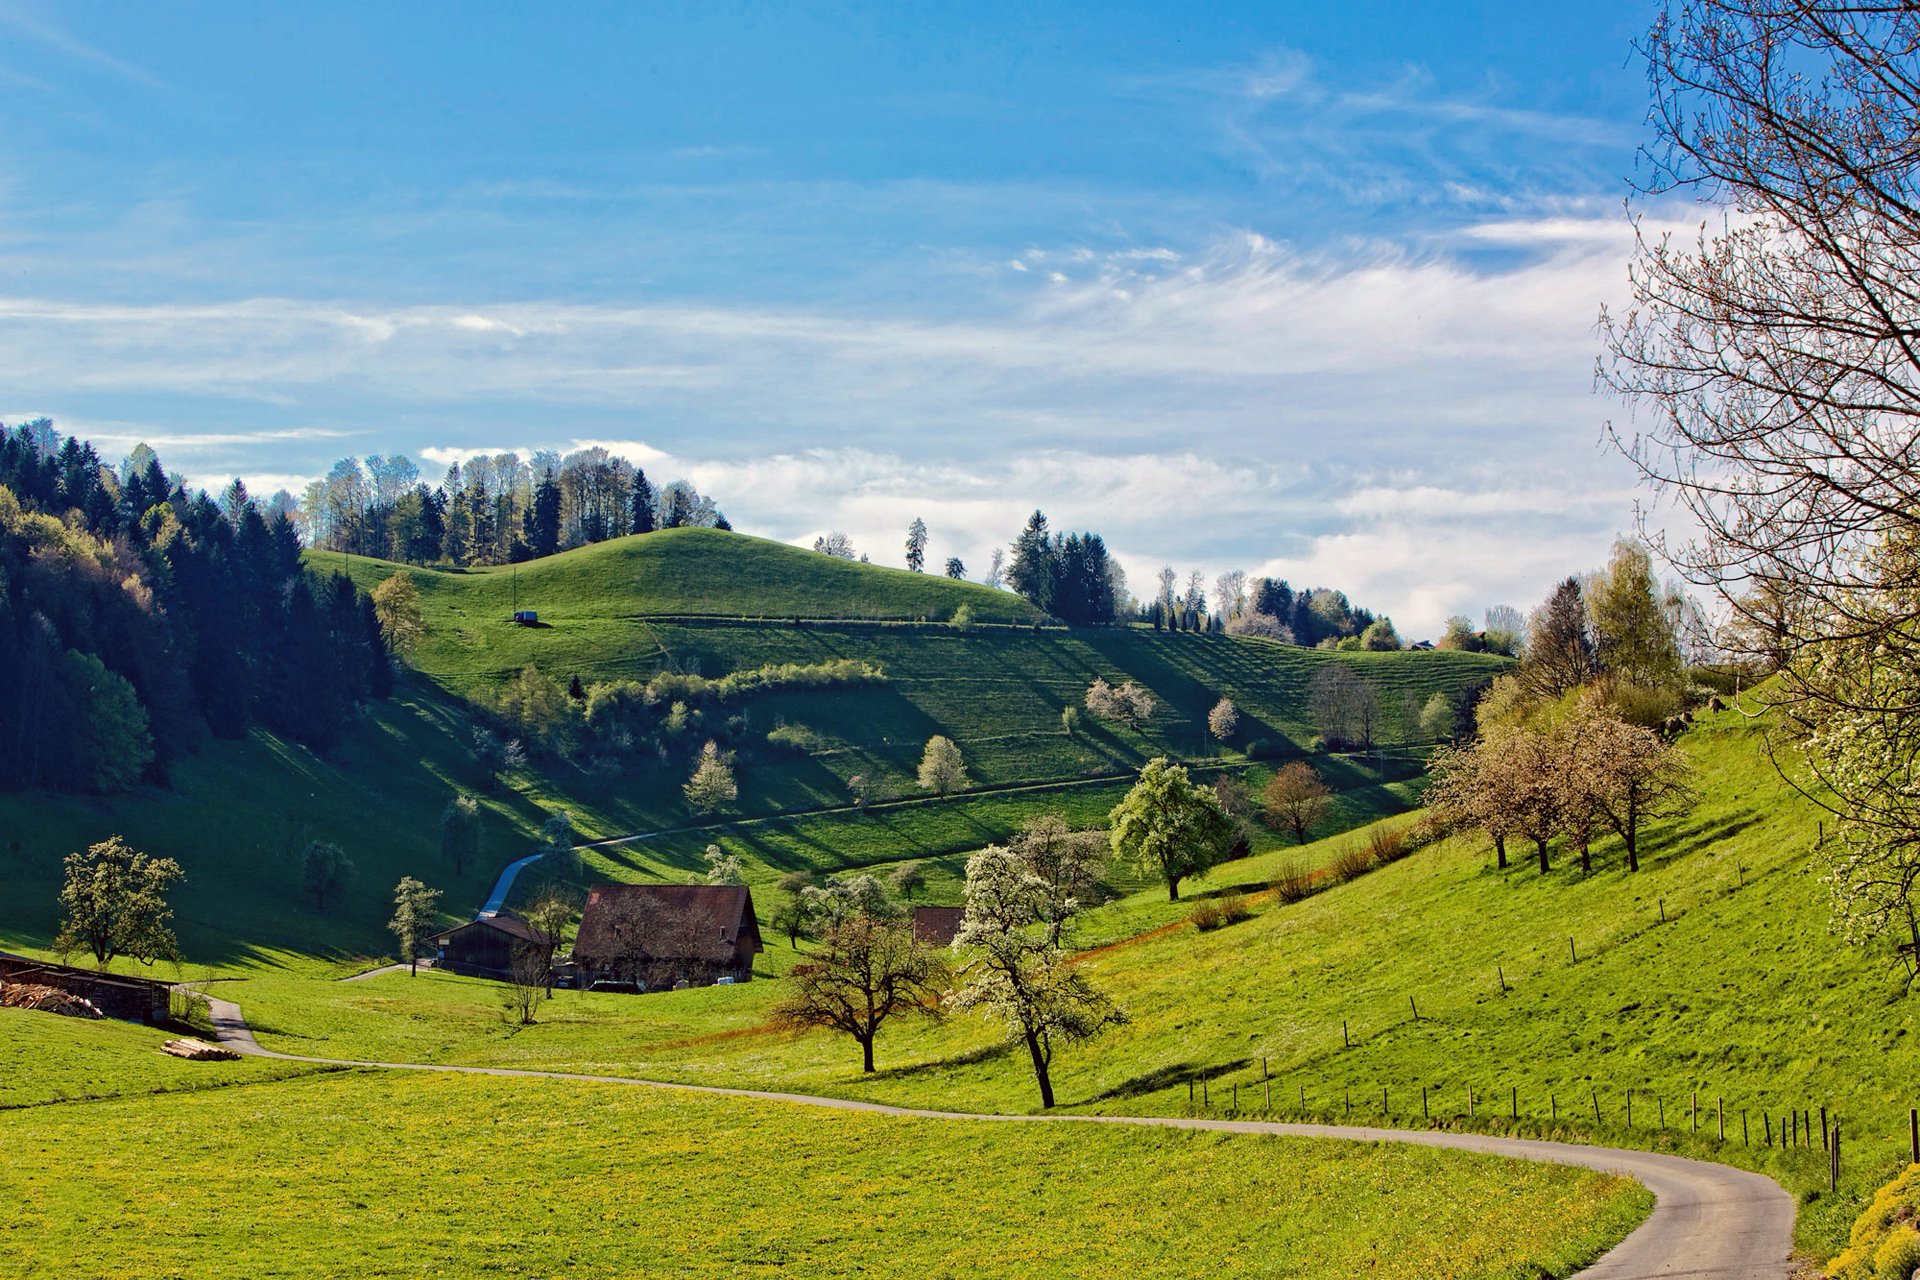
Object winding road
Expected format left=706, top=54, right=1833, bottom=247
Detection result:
left=196, top=989, right=1794, bottom=1279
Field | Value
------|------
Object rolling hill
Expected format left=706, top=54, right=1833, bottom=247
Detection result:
left=213, top=696, right=1917, bottom=1256
left=0, top=527, right=1505, bottom=958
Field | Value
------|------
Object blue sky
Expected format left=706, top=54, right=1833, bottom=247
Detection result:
left=0, top=1, right=1682, bottom=633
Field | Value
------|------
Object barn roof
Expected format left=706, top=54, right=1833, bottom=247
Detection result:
left=571, top=883, right=763, bottom=962
left=912, top=905, right=964, bottom=947
left=428, top=912, right=551, bottom=947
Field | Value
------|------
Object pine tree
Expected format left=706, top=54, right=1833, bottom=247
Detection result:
left=1007, top=510, right=1054, bottom=611
left=529, top=468, right=562, bottom=558
left=630, top=470, right=657, bottom=534
left=905, top=517, right=928, bottom=572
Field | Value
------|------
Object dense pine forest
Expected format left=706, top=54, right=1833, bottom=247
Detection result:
left=0, top=422, right=390, bottom=792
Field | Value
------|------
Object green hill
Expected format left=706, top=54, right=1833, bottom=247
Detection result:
left=0, top=528, right=1503, bottom=958
left=216, top=697, right=1917, bottom=1256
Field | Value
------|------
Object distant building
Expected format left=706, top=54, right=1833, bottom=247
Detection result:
left=912, top=905, right=963, bottom=948
left=569, top=884, right=762, bottom=991
left=427, top=912, right=552, bottom=980
left=512, top=610, right=539, bottom=626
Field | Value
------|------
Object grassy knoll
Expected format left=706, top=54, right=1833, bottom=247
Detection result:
left=0, top=1007, right=325, bottom=1110
left=0, top=528, right=1491, bottom=959
left=221, top=701, right=1920, bottom=1255
left=0, top=1069, right=1648, bottom=1280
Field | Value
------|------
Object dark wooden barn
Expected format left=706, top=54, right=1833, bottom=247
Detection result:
left=427, top=912, right=552, bottom=980
left=569, top=884, right=762, bottom=991
left=0, top=951, right=173, bottom=1024
left=912, top=905, right=964, bottom=948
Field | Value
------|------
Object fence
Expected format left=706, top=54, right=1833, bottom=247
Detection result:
left=1178, top=1057, right=1855, bottom=1191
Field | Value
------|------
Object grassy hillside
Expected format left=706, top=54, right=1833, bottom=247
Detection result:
left=0, top=1069, right=1648, bottom=1280
left=222, top=699, right=1920, bottom=1255
left=0, top=528, right=1498, bottom=958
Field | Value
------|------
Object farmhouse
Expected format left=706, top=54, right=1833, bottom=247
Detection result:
left=912, top=905, right=963, bottom=947
left=570, top=883, right=762, bottom=990
left=427, top=912, right=552, bottom=980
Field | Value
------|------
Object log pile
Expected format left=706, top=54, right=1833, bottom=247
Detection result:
left=161, top=1037, right=238, bottom=1061
left=0, top=982, right=103, bottom=1019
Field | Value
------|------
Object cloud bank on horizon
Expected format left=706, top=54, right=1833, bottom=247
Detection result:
left=0, top=1, right=1688, bottom=636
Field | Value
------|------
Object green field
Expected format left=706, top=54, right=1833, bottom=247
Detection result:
left=0, top=1069, right=1649, bottom=1280
left=0, top=528, right=1496, bottom=957
left=198, top=699, right=1918, bottom=1255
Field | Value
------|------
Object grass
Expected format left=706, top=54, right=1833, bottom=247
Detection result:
left=214, top=700, right=1920, bottom=1258
left=0, top=1069, right=1650, bottom=1280
left=0, top=1007, right=325, bottom=1110
left=0, top=528, right=1492, bottom=958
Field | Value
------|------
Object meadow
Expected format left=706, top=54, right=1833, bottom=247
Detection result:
left=208, top=700, right=1914, bottom=1254
left=0, top=529, right=1490, bottom=957
left=0, top=1068, right=1650, bottom=1280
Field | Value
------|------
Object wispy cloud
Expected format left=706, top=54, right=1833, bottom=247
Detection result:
left=0, top=4, right=162, bottom=88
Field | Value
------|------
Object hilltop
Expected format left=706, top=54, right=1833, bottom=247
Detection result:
left=0, top=527, right=1505, bottom=958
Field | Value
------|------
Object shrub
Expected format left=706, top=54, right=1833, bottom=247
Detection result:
left=1366, top=826, right=1410, bottom=868
left=1328, top=844, right=1372, bottom=884
left=1829, top=1166, right=1920, bottom=1280
left=1189, top=900, right=1225, bottom=931
left=766, top=722, right=827, bottom=754
left=1192, top=893, right=1255, bottom=931
left=951, top=604, right=974, bottom=631
left=1269, top=862, right=1316, bottom=904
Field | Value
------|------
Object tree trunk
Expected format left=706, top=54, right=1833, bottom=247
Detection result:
left=1493, top=833, right=1508, bottom=870
left=1578, top=835, right=1591, bottom=875
left=1025, top=1031, right=1055, bottom=1109
left=1535, top=838, right=1550, bottom=874
left=1625, top=791, right=1640, bottom=872
left=861, top=1035, right=875, bottom=1074
left=1167, top=876, right=1180, bottom=903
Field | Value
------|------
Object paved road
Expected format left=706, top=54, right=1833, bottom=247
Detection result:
left=194, top=990, right=1795, bottom=1279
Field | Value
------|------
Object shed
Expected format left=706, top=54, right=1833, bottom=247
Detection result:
left=513, top=610, right=539, bottom=626
left=912, top=906, right=964, bottom=948
left=0, top=951, right=173, bottom=1025
left=427, top=912, right=552, bottom=980
left=570, top=883, right=762, bottom=991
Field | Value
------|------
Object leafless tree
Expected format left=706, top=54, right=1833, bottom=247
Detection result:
left=1603, top=2, right=1920, bottom=693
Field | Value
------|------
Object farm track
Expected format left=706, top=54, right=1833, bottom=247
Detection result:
left=196, top=990, right=1793, bottom=1279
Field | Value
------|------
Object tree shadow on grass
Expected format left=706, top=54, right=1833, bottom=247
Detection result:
left=868, top=1039, right=1018, bottom=1081
left=1089, top=1057, right=1255, bottom=1102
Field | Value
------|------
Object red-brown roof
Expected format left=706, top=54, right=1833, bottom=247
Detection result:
left=571, top=883, right=762, bottom=963
left=912, top=905, right=964, bottom=947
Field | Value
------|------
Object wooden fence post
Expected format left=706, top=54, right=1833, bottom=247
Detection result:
left=1718, top=1098, right=1725, bottom=1142
left=1299, top=1084, right=1305, bottom=1113
left=1468, top=1086, right=1475, bottom=1121
left=1764, top=1113, right=1772, bottom=1146
left=1512, top=1086, right=1518, bottom=1122
left=1832, top=1122, right=1841, bottom=1193
left=1498, top=964, right=1507, bottom=993
left=1658, top=1096, right=1664, bottom=1128
left=1409, top=996, right=1419, bottom=1022
left=1909, top=1109, right=1917, bottom=1166
left=1742, top=1110, right=1749, bottom=1146
left=1342, top=1020, right=1350, bottom=1049
left=1202, top=1079, right=1209, bottom=1110
left=1592, top=1089, right=1602, bottom=1127
left=1625, top=1090, right=1632, bottom=1128
left=1188, top=1080, right=1194, bottom=1111
left=1551, top=1094, right=1557, bottom=1122
left=1690, top=1091, right=1697, bottom=1133
left=1570, top=938, right=1578, bottom=964
left=1382, top=1087, right=1388, bottom=1116
left=1232, top=1084, right=1238, bottom=1113
left=1422, top=1085, right=1429, bottom=1119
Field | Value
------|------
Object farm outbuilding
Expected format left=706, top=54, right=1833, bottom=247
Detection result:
left=0, top=951, right=173, bottom=1024
left=427, top=912, right=552, bottom=980
left=569, top=883, right=762, bottom=991
left=911, top=906, right=964, bottom=948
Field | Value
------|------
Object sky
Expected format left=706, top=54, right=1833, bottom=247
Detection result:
left=0, top=1, right=1694, bottom=636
